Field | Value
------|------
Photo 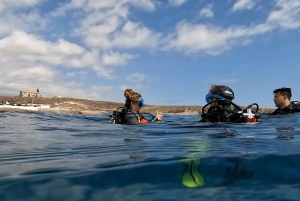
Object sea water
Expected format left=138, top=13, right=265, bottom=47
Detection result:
left=0, top=112, right=300, bottom=201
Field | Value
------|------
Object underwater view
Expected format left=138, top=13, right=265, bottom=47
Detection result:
left=0, top=112, right=300, bottom=201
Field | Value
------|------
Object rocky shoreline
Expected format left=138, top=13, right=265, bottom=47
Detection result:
left=0, top=96, right=275, bottom=115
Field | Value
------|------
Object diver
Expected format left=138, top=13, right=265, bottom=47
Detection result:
left=199, top=85, right=260, bottom=123
left=110, top=88, right=163, bottom=125
left=271, top=87, right=300, bottom=115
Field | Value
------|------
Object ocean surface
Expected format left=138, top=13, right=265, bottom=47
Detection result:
left=0, top=111, right=300, bottom=201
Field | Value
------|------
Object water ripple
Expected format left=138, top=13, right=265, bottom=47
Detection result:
left=1, top=112, right=300, bottom=200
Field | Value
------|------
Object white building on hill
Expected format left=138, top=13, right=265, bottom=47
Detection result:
left=19, top=88, right=41, bottom=97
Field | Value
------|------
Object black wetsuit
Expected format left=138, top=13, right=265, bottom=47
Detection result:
left=271, top=103, right=300, bottom=115
left=119, top=109, right=143, bottom=125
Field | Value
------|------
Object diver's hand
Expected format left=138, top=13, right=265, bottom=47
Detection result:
left=156, top=111, right=163, bottom=121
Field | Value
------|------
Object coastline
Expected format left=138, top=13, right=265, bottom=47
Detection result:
left=0, top=96, right=275, bottom=115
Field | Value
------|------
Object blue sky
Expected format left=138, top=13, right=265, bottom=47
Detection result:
left=0, top=0, right=299, bottom=108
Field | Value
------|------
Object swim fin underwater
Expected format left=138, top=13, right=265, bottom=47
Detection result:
left=182, top=159, right=205, bottom=187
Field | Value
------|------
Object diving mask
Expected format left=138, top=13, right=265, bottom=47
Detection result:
left=138, top=98, right=144, bottom=107
left=205, top=90, right=234, bottom=103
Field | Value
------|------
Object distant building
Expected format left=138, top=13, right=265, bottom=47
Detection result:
left=19, top=88, right=41, bottom=97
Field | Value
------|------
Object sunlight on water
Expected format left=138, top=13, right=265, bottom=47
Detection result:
left=0, top=112, right=300, bottom=201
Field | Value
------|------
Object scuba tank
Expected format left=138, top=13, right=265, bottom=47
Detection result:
left=109, top=107, right=124, bottom=124
left=242, top=103, right=260, bottom=123
left=291, top=101, right=300, bottom=108
left=243, top=108, right=256, bottom=123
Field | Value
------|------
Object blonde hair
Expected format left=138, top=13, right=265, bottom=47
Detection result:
left=124, top=88, right=142, bottom=109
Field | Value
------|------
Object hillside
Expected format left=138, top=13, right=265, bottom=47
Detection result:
left=0, top=96, right=274, bottom=115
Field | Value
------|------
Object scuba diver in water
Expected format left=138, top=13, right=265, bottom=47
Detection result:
left=199, top=85, right=260, bottom=123
left=271, top=87, right=300, bottom=115
left=110, top=88, right=162, bottom=125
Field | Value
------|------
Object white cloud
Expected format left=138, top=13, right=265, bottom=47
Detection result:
left=56, top=0, right=162, bottom=51
left=0, top=0, right=47, bottom=36
left=7, top=66, right=55, bottom=82
left=199, top=4, right=214, bottom=18
left=0, top=10, right=49, bottom=36
left=76, top=12, right=161, bottom=49
left=7, top=0, right=41, bottom=7
left=47, top=0, right=161, bottom=82
left=0, top=29, right=113, bottom=98
left=66, top=70, right=89, bottom=79
left=65, top=81, right=83, bottom=87
left=0, top=0, right=41, bottom=12
left=168, top=0, right=188, bottom=7
left=85, top=0, right=156, bottom=11
left=78, top=70, right=89, bottom=77
left=119, top=84, right=145, bottom=91
left=51, top=0, right=156, bottom=16
left=126, top=73, right=146, bottom=82
left=267, top=0, right=300, bottom=30
left=0, top=30, right=135, bottom=84
left=0, top=31, right=84, bottom=65
left=102, top=51, right=135, bottom=66
left=0, top=65, right=113, bottom=100
left=111, top=22, right=162, bottom=49
left=167, top=21, right=248, bottom=54
left=1, top=0, right=300, bottom=101
left=119, top=85, right=129, bottom=91
left=0, top=0, right=156, bottom=100
left=67, top=72, right=76, bottom=77
left=232, top=0, right=256, bottom=12
left=167, top=0, right=300, bottom=55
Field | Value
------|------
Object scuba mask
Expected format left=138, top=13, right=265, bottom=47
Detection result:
left=138, top=98, right=144, bottom=108
left=205, top=90, right=234, bottom=103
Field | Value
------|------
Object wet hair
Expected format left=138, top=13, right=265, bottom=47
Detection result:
left=273, top=87, right=292, bottom=100
left=124, top=88, right=142, bottom=109
left=209, top=85, right=234, bottom=100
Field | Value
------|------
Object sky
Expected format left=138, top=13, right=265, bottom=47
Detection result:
left=0, top=0, right=300, bottom=109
